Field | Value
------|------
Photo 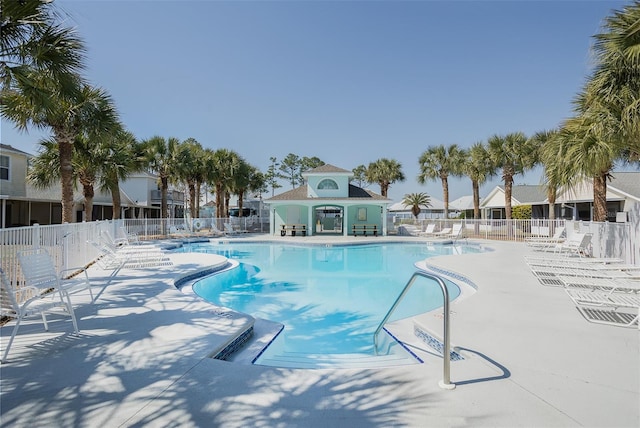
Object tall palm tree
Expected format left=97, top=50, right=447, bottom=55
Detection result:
left=540, top=3, right=640, bottom=223
left=549, top=116, right=625, bottom=222
left=1, top=0, right=85, bottom=94
left=98, top=128, right=143, bottom=219
left=417, top=144, right=465, bottom=218
left=463, top=142, right=494, bottom=220
left=2, top=79, right=119, bottom=223
left=206, top=148, right=241, bottom=219
left=365, top=158, right=405, bottom=198
left=174, top=138, right=204, bottom=219
left=587, top=1, right=640, bottom=159
left=487, top=133, right=537, bottom=220
left=402, top=192, right=431, bottom=222
left=531, top=130, right=562, bottom=220
left=142, top=136, right=180, bottom=221
left=28, top=135, right=99, bottom=222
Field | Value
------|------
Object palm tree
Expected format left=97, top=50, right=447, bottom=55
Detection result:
left=206, top=148, right=241, bottom=219
left=402, top=193, right=431, bottom=222
left=531, top=130, right=561, bottom=220
left=463, top=142, right=494, bottom=220
left=365, top=158, right=405, bottom=198
left=174, top=138, right=204, bottom=219
left=29, top=135, right=99, bottom=222
left=417, top=144, right=465, bottom=218
left=2, top=79, right=119, bottom=223
left=1, top=2, right=99, bottom=224
left=541, top=3, right=640, bottom=222
left=586, top=1, right=640, bottom=159
left=547, top=116, right=625, bottom=222
left=142, top=136, right=180, bottom=221
left=98, top=128, right=143, bottom=219
left=487, top=133, right=537, bottom=220
left=1, top=0, right=85, bottom=94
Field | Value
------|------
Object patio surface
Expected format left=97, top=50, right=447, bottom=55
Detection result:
left=1, top=236, right=638, bottom=427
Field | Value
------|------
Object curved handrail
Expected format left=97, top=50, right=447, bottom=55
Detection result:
left=373, top=271, right=455, bottom=390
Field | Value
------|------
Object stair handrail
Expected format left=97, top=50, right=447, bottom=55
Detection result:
left=373, top=271, right=455, bottom=390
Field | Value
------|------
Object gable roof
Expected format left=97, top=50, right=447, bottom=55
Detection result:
left=303, top=164, right=352, bottom=175
left=266, top=184, right=388, bottom=202
left=0, top=143, right=31, bottom=157
left=608, top=172, right=640, bottom=201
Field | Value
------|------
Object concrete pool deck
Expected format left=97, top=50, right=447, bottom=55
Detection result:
left=1, top=236, right=638, bottom=427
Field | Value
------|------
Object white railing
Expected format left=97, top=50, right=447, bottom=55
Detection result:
left=1, top=215, right=637, bottom=291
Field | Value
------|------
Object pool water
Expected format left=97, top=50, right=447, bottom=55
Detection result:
left=187, top=242, right=479, bottom=365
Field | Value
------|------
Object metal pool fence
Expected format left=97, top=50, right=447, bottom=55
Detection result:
left=1, top=216, right=637, bottom=290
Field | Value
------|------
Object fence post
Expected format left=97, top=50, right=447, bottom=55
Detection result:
left=33, top=223, right=40, bottom=249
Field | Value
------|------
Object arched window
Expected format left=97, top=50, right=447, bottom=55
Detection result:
left=317, top=179, right=338, bottom=190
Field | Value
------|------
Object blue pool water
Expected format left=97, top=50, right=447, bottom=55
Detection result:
left=187, top=242, right=479, bottom=365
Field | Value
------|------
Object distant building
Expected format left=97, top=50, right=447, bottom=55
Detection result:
left=0, top=144, right=184, bottom=227
left=480, top=172, right=640, bottom=221
left=265, top=164, right=391, bottom=236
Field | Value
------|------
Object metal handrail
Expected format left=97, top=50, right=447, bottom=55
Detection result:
left=373, top=271, right=455, bottom=390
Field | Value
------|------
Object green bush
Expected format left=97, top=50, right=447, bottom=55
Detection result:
left=512, top=205, right=532, bottom=219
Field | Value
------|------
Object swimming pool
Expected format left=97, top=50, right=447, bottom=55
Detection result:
left=187, top=242, right=479, bottom=367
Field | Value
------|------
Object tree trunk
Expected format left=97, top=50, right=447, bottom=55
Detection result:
left=504, top=171, right=514, bottom=220
left=111, top=181, right=122, bottom=219
left=547, top=187, right=557, bottom=220
left=188, top=181, right=196, bottom=218
left=380, top=182, right=389, bottom=197
left=593, top=174, right=608, bottom=222
left=215, top=183, right=224, bottom=218
left=472, top=179, right=480, bottom=220
left=224, top=192, right=231, bottom=217
left=238, top=191, right=244, bottom=217
left=160, top=176, right=168, bottom=219
left=441, top=176, right=449, bottom=219
left=56, top=131, right=75, bottom=223
left=79, top=177, right=95, bottom=222
left=195, top=181, right=201, bottom=218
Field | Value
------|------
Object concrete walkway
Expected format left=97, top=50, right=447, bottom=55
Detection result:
left=1, top=237, right=638, bottom=427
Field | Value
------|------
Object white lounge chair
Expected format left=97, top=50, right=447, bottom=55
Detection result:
left=18, top=248, right=94, bottom=303
left=525, top=226, right=566, bottom=248
left=224, top=223, right=239, bottom=236
left=89, top=240, right=172, bottom=270
left=533, top=233, right=592, bottom=257
left=565, top=287, right=640, bottom=328
left=419, top=224, right=437, bottom=237
left=1, top=268, right=79, bottom=362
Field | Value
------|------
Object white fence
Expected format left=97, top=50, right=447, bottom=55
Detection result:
left=1, top=212, right=638, bottom=289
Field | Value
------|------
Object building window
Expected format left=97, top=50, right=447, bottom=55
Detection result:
left=0, top=155, right=9, bottom=180
left=317, top=179, right=338, bottom=190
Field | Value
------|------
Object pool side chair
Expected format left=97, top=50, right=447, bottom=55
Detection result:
left=224, top=223, right=240, bottom=236
left=89, top=240, right=172, bottom=270
left=432, top=227, right=452, bottom=238
left=419, top=223, right=437, bottom=237
left=525, top=226, right=566, bottom=248
left=100, top=231, right=162, bottom=254
left=18, top=248, right=94, bottom=303
left=534, top=233, right=592, bottom=257
left=565, top=286, right=640, bottom=328
left=1, top=267, right=79, bottom=363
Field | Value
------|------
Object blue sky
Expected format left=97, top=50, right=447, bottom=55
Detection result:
left=0, top=0, right=630, bottom=203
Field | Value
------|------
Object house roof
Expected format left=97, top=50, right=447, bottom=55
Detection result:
left=388, top=197, right=445, bottom=211
left=608, top=172, right=640, bottom=201
left=449, top=195, right=476, bottom=211
left=0, top=143, right=32, bottom=157
left=303, top=164, right=352, bottom=175
left=266, top=184, right=388, bottom=202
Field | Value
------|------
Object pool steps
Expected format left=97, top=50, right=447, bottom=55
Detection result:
left=257, top=351, right=420, bottom=369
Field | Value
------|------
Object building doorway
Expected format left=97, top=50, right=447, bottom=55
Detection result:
left=315, top=206, right=343, bottom=235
